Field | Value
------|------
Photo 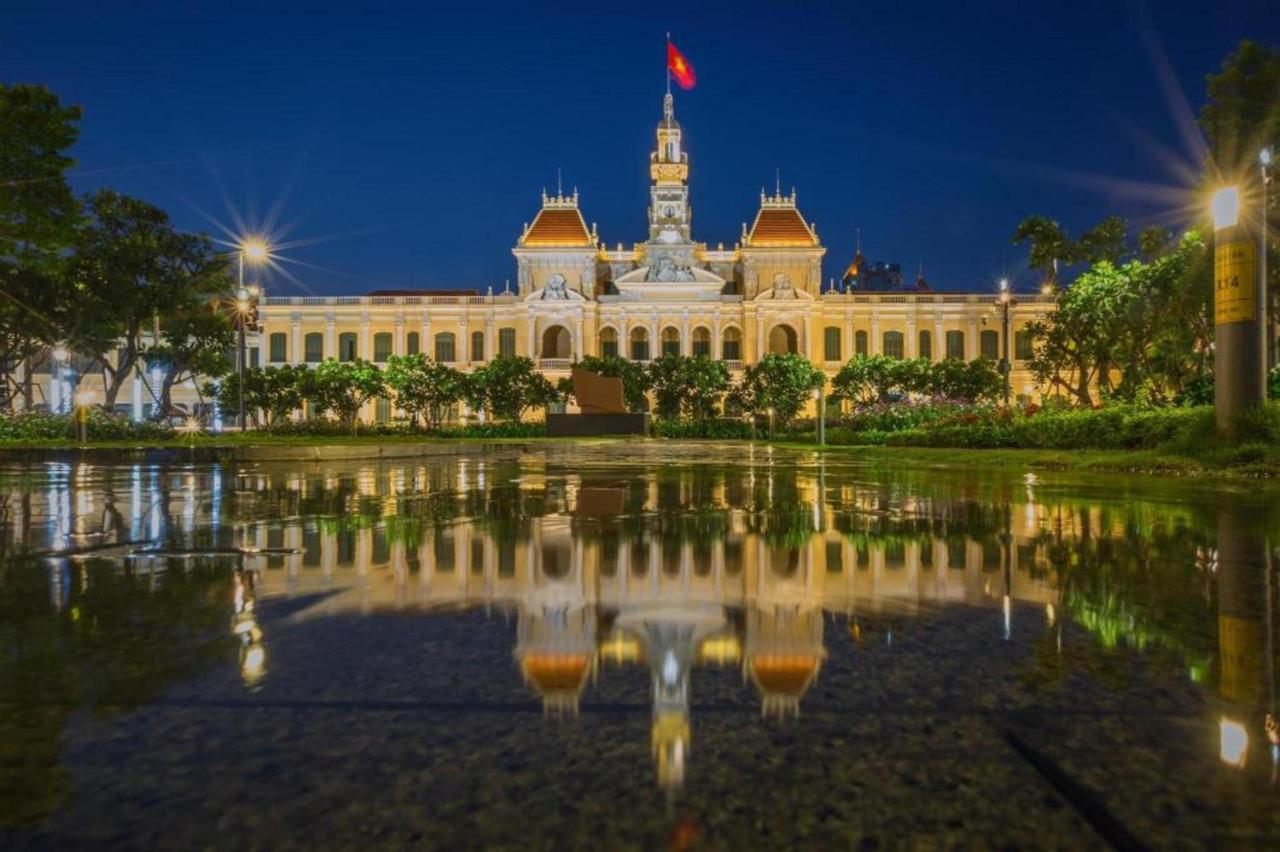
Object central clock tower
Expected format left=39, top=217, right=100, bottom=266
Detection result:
left=648, top=93, right=691, bottom=243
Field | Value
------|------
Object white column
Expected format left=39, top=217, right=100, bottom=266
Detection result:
left=459, top=316, right=469, bottom=366
left=325, top=316, right=336, bottom=359
left=870, top=313, right=880, bottom=356
left=575, top=316, right=585, bottom=361
left=934, top=318, right=944, bottom=362
left=394, top=316, right=405, bottom=356
left=291, top=318, right=302, bottom=363
left=421, top=314, right=430, bottom=360
left=358, top=316, right=371, bottom=360
left=844, top=312, right=853, bottom=361
left=131, top=364, right=143, bottom=421
left=681, top=312, right=690, bottom=357
left=967, top=318, right=978, bottom=360
left=485, top=319, right=495, bottom=362
left=906, top=318, right=917, bottom=358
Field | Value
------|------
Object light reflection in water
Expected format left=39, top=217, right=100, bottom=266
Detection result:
left=1, top=449, right=1278, bottom=811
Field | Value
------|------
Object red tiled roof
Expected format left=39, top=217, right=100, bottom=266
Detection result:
left=748, top=208, right=817, bottom=247
left=523, top=208, right=593, bottom=247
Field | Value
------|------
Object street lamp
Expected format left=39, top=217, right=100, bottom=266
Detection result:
left=812, top=385, right=825, bottom=446
left=994, top=279, right=1015, bottom=406
left=1262, top=147, right=1273, bottom=371
left=236, top=239, right=269, bottom=430
left=1211, top=184, right=1265, bottom=431
left=51, top=344, right=69, bottom=413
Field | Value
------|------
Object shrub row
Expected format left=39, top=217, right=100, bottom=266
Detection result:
left=0, top=411, right=173, bottom=442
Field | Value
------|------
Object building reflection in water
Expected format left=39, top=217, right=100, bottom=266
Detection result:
left=3, top=455, right=1277, bottom=799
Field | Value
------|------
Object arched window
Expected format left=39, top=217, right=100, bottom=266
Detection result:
left=691, top=327, right=711, bottom=357
left=269, top=332, right=287, bottom=363
left=883, top=331, right=905, bottom=359
left=980, top=329, right=999, bottom=360
left=407, top=331, right=420, bottom=355
left=660, top=326, right=680, bottom=357
left=768, top=324, right=798, bottom=354
left=435, top=332, right=456, bottom=363
left=945, top=330, right=965, bottom=359
left=630, top=327, right=650, bottom=361
left=540, top=325, right=570, bottom=359
left=823, top=326, right=841, bottom=361
left=471, top=331, right=485, bottom=362
left=498, top=327, right=516, bottom=357
left=855, top=330, right=869, bottom=356
left=304, top=332, right=323, bottom=363
left=338, top=332, right=357, bottom=362
left=721, top=327, right=742, bottom=360
left=918, top=329, right=932, bottom=360
left=599, top=327, right=619, bottom=358
left=373, top=332, right=392, bottom=362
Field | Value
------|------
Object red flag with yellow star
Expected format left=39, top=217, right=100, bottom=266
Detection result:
left=667, top=41, right=696, bottom=90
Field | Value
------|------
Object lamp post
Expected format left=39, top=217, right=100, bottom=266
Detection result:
left=1262, top=147, right=1273, bottom=372
left=236, top=239, right=268, bottom=431
left=51, top=345, right=68, bottom=413
left=995, top=279, right=1015, bottom=407
left=813, top=385, right=825, bottom=446
left=1211, top=185, right=1266, bottom=431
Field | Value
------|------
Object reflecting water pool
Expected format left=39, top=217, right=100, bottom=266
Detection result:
left=1, top=443, right=1279, bottom=847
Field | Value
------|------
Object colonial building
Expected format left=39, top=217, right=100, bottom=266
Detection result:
left=22, top=92, right=1052, bottom=421
left=250, top=91, right=1050, bottom=422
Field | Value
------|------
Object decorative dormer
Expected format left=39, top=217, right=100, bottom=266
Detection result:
left=739, top=184, right=826, bottom=299
left=513, top=187, right=601, bottom=299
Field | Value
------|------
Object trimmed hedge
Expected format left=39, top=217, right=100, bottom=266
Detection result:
left=654, top=418, right=753, bottom=439
left=0, top=410, right=174, bottom=442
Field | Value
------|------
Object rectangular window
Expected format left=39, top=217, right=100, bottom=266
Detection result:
left=631, top=339, right=649, bottom=361
left=602, top=339, right=619, bottom=358
left=883, top=331, right=904, bottom=359
left=823, top=327, right=841, bottom=361
left=373, top=332, right=392, bottom=362
left=661, top=338, right=680, bottom=357
left=435, top=333, right=456, bottom=363
left=269, top=332, right=287, bottom=363
left=250, top=348, right=260, bottom=368
left=980, top=330, right=999, bottom=360
left=918, top=330, right=932, bottom=360
left=375, top=396, right=392, bottom=422
left=407, top=331, right=420, bottom=355
left=855, top=330, right=868, bottom=356
left=945, top=330, right=965, bottom=359
left=1015, top=329, right=1033, bottom=361
left=471, top=331, right=485, bottom=362
left=304, top=333, right=324, bottom=363
left=338, top=333, right=357, bottom=362
left=721, top=337, right=740, bottom=360
left=498, top=327, right=516, bottom=357
left=691, top=338, right=710, bottom=357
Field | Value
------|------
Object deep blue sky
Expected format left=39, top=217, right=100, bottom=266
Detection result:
left=5, top=1, right=1277, bottom=294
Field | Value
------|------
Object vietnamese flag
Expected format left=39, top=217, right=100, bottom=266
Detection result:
left=667, top=41, right=696, bottom=90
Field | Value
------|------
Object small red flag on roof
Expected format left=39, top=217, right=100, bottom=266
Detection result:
left=667, top=40, right=696, bottom=90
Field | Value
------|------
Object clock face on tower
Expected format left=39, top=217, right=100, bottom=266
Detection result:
left=664, top=206, right=676, bottom=218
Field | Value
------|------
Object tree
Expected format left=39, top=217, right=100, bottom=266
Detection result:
left=830, top=355, right=932, bottom=404
left=569, top=354, right=651, bottom=412
left=301, top=358, right=385, bottom=433
left=466, top=356, right=557, bottom=421
left=646, top=353, right=729, bottom=420
left=145, top=305, right=234, bottom=417
left=0, top=85, right=83, bottom=407
left=1012, top=214, right=1130, bottom=287
left=205, top=365, right=306, bottom=429
left=930, top=357, right=1003, bottom=403
left=384, top=353, right=466, bottom=429
left=64, top=190, right=231, bottom=409
left=727, top=353, right=824, bottom=426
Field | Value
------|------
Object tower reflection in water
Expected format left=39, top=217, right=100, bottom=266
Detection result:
left=9, top=454, right=1275, bottom=802
left=226, top=459, right=1070, bottom=798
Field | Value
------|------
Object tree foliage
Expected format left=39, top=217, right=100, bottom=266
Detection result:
left=301, top=358, right=385, bottom=433
left=384, top=353, right=466, bottom=428
left=465, top=355, right=557, bottom=421
left=647, top=353, right=730, bottom=420
left=728, top=353, right=824, bottom=426
left=204, top=365, right=307, bottom=429
left=831, top=355, right=1001, bottom=405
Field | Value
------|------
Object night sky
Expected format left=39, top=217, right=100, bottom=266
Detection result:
left=5, top=1, right=1277, bottom=295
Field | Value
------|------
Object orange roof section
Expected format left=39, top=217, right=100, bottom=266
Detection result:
left=749, top=653, right=821, bottom=695
left=522, top=652, right=592, bottom=693
left=748, top=207, right=818, bottom=247
left=522, top=208, right=594, bottom=248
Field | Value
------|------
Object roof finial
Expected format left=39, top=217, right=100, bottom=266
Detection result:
left=775, top=167, right=781, bottom=197
left=665, top=32, right=672, bottom=96
left=856, top=227, right=862, bottom=254
left=556, top=166, right=562, bottom=197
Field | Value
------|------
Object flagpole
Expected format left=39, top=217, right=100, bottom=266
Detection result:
left=665, top=32, right=671, bottom=96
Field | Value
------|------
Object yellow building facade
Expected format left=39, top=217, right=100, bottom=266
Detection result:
left=255, top=92, right=1053, bottom=421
